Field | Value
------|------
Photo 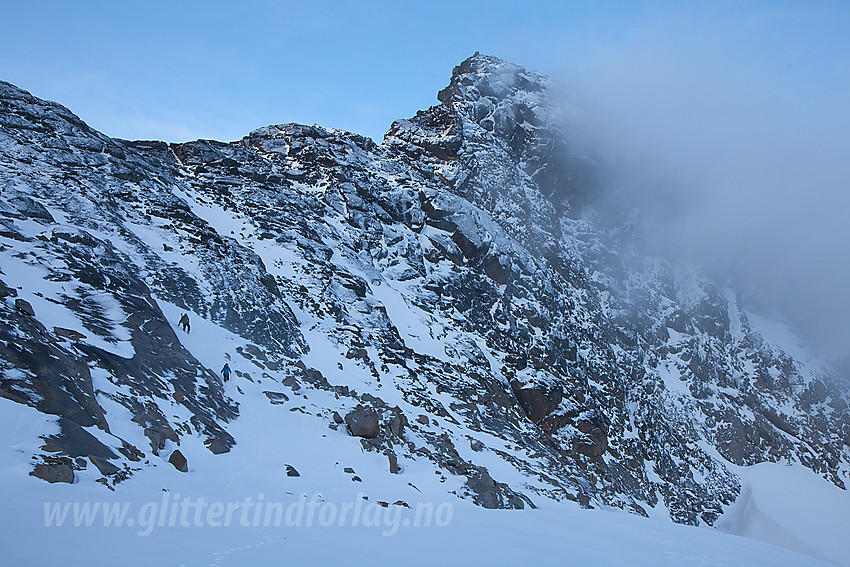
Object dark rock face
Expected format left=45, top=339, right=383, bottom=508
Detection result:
left=1, top=54, right=848, bottom=524
left=205, top=438, right=232, bottom=455
left=512, top=382, right=563, bottom=423
left=53, top=327, right=86, bottom=341
left=43, top=418, right=118, bottom=459
left=0, top=280, right=17, bottom=298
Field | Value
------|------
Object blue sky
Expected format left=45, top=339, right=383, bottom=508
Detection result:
left=2, top=1, right=847, bottom=143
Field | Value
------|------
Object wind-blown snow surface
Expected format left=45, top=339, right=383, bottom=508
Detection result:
left=2, top=54, right=850, bottom=565
left=718, top=463, right=850, bottom=564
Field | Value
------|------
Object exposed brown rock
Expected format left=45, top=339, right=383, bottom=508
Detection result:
left=31, top=462, right=74, bottom=484
left=168, top=449, right=188, bottom=472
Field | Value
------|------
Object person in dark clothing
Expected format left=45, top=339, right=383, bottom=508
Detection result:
left=221, top=363, right=231, bottom=382
left=178, top=313, right=190, bottom=333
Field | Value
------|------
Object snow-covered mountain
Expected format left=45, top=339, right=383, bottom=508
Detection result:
left=1, top=53, right=849, bottom=564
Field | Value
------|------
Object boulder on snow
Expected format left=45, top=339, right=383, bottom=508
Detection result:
left=285, top=464, right=300, bottom=477
left=168, top=449, right=188, bottom=472
left=388, top=452, right=400, bottom=474
left=89, top=455, right=120, bottom=476
left=30, top=462, right=74, bottom=484
left=263, top=390, right=289, bottom=405
left=345, top=405, right=380, bottom=438
left=14, top=298, right=34, bottom=316
left=205, top=437, right=232, bottom=455
left=384, top=409, right=405, bottom=438
left=465, top=466, right=528, bottom=510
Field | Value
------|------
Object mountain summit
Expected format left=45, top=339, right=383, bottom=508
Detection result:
left=0, top=54, right=847, bottom=534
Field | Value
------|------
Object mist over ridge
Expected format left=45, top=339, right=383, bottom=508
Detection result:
left=538, top=9, right=850, bottom=377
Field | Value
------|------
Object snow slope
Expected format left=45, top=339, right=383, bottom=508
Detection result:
left=0, top=396, right=837, bottom=567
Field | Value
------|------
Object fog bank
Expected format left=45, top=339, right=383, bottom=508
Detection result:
left=556, top=7, right=850, bottom=374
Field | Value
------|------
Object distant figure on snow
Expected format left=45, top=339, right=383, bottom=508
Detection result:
left=221, top=363, right=231, bottom=382
left=178, top=313, right=190, bottom=333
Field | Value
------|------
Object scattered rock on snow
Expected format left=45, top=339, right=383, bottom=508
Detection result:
left=168, top=449, right=188, bottom=472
